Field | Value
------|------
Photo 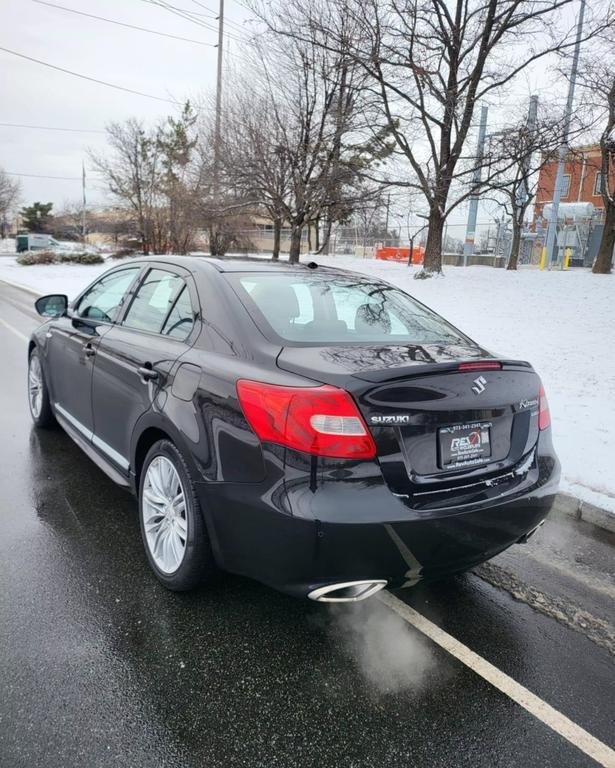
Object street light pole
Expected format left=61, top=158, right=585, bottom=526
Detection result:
left=542, top=0, right=586, bottom=268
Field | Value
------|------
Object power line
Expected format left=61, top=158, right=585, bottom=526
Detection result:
left=5, top=172, right=83, bottom=180
left=155, top=0, right=251, bottom=36
left=141, top=0, right=246, bottom=43
left=0, top=122, right=105, bottom=133
left=141, top=0, right=227, bottom=33
left=0, top=46, right=180, bottom=104
left=188, top=0, right=248, bottom=34
left=32, top=0, right=213, bottom=46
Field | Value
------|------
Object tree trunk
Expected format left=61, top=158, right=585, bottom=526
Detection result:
left=139, top=214, right=149, bottom=255
left=272, top=218, right=281, bottom=260
left=307, top=222, right=313, bottom=252
left=314, top=217, right=320, bottom=252
left=209, top=224, right=219, bottom=256
left=507, top=216, right=522, bottom=271
left=289, top=223, right=302, bottom=263
left=418, top=206, right=445, bottom=277
left=317, top=218, right=333, bottom=255
left=593, top=201, right=614, bottom=274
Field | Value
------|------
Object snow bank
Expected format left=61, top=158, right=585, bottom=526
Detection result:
left=0, top=256, right=107, bottom=298
left=1, top=253, right=613, bottom=514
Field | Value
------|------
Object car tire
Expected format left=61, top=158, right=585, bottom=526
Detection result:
left=28, top=348, right=56, bottom=428
left=138, top=439, right=216, bottom=591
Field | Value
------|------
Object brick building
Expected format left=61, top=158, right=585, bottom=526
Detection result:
left=535, top=143, right=614, bottom=220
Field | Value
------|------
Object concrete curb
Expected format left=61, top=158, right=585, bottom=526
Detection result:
left=554, top=492, right=615, bottom=535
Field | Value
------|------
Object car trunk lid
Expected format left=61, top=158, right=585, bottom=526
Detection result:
left=277, top=344, right=541, bottom=507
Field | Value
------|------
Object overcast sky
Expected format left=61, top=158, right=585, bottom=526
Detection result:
left=0, top=0, right=252, bottom=207
left=1, top=0, right=590, bottom=241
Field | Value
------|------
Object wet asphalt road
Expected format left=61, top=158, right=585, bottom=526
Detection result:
left=0, top=280, right=614, bottom=768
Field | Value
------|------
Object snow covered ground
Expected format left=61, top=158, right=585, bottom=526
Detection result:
left=0, top=253, right=613, bottom=514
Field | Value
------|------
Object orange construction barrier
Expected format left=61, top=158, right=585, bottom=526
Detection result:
left=376, top=246, right=424, bottom=265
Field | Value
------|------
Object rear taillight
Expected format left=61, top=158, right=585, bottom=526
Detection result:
left=538, top=383, right=551, bottom=430
left=236, top=380, right=376, bottom=459
left=458, top=361, right=502, bottom=372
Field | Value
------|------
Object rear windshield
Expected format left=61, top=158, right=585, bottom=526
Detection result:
left=230, top=271, right=468, bottom=345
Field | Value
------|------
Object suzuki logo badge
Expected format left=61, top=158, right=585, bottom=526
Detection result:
left=472, top=375, right=487, bottom=395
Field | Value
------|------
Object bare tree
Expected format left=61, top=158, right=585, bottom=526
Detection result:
left=484, top=102, right=565, bottom=269
left=221, top=83, right=293, bottom=259
left=91, top=118, right=163, bottom=254
left=0, top=168, right=21, bottom=238
left=224, top=26, right=391, bottom=263
left=53, top=199, right=86, bottom=242
left=254, top=0, right=606, bottom=276
left=575, top=28, right=615, bottom=274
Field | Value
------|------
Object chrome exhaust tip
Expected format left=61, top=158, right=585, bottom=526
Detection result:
left=308, top=580, right=387, bottom=603
left=517, top=520, right=545, bottom=544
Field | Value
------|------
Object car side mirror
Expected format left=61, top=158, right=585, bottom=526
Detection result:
left=35, top=294, right=68, bottom=318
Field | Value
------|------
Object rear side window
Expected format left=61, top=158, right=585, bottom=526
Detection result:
left=231, top=272, right=467, bottom=345
left=161, top=286, right=195, bottom=340
left=123, top=269, right=186, bottom=335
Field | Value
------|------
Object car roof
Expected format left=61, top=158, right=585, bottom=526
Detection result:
left=128, top=255, right=352, bottom=276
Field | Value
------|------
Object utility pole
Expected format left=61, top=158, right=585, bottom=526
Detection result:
left=213, top=0, right=224, bottom=201
left=517, top=96, right=539, bottom=212
left=463, top=105, right=489, bottom=266
left=542, top=0, right=585, bottom=268
left=81, top=160, right=86, bottom=245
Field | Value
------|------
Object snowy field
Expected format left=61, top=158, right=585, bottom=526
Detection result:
left=0, top=253, right=613, bottom=514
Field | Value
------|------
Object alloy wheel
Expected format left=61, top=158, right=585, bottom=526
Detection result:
left=28, top=355, right=43, bottom=419
left=142, top=456, right=188, bottom=574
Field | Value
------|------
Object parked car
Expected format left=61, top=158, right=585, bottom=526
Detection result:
left=27, top=257, right=560, bottom=601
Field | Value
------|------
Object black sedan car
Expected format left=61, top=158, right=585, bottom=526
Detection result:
left=28, top=257, right=560, bottom=602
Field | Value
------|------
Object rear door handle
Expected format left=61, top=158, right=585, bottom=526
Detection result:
left=138, top=365, right=159, bottom=382
left=84, top=343, right=95, bottom=358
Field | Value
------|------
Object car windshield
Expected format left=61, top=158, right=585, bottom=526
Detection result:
left=230, top=271, right=468, bottom=345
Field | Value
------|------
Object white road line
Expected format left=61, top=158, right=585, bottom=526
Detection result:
left=0, top=316, right=29, bottom=342
left=378, top=590, right=615, bottom=768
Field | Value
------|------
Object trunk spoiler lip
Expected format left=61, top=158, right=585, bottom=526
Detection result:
left=350, top=358, right=534, bottom=384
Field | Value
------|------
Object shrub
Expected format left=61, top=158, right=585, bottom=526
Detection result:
left=17, top=250, right=104, bottom=266
left=16, top=251, right=57, bottom=265
left=57, top=252, right=104, bottom=264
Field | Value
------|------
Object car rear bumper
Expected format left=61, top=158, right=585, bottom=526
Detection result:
left=197, top=439, right=560, bottom=599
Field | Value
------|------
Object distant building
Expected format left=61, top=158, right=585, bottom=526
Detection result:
left=531, top=144, right=615, bottom=266
left=534, top=144, right=614, bottom=221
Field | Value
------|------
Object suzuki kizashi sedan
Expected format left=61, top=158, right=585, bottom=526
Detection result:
left=28, top=257, right=559, bottom=601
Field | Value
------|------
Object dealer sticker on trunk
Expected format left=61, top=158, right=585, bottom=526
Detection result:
left=439, top=421, right=493, bottom=468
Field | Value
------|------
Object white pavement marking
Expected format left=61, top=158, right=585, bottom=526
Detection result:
left=379, top=590, right=615, bottom=768
left=0, top=316, right=29, bottom=342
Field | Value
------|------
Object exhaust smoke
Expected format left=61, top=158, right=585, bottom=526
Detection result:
left=327, top=595, right=435, bottom=695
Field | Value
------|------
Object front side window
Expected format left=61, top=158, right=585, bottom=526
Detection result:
left=76, top=267, right=140, bottom=323
left=232, top=272, right=468, bottom=345
left=123, top=268, right=185, bottom=334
